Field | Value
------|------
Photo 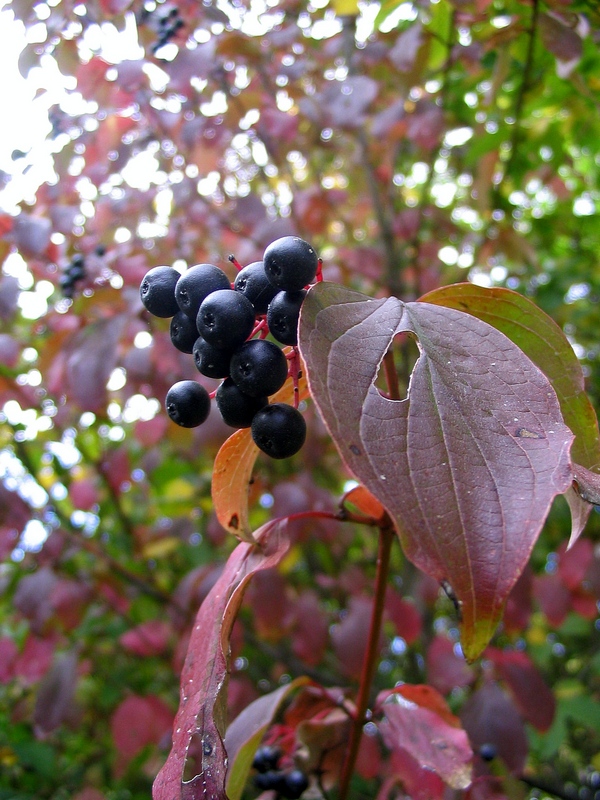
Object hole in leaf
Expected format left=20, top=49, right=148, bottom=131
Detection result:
left=374, top=332, right=420, bottom=401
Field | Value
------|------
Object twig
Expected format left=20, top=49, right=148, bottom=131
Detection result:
left=337, top=520, right=395, bottom=800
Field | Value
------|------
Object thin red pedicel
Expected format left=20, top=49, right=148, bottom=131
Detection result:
left=228, top=254, right=243, bottom=272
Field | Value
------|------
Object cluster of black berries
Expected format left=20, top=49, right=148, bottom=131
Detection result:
left=140, top=4, right=185, bottom=53
left=252, top=746, right=309, bottom=799
left=59, top=254, right=86, bottom=299
left=139, top=236, right=320, bottom=459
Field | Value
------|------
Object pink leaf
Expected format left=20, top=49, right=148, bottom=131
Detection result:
left=380, top=690, right=472, bottom=790
left=112, top=694, right=174, bottom=777
left=426, top=635, right=474, bottom=695
left=153, top=518, right=290, bottom=800
left=120, top=620, right=172, bottom=657
left=299, top=283, right=574, bottom=659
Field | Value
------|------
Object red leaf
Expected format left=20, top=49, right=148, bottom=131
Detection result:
left=112, top=694, right=174, bottom=777
left=486, top=649, right=555, bottom=732
left=380, top=691, right=472, bottom=789
left=426, top=635, right=474, bottom=695
left=299, top=283, right=574, bottom=659
left=12, top=634, right=56, bottom=685
left=385, top=589, right=422, bottom=645
left=533, top=573, right=571, bottom=627
left=291, top=590, right=330, bottom=667
left=0, top=637, right=18, bottom=682
left=331, top=595, right=379, bottom=680
left=502, top=565, right=533, bottom=633
left=153, top=518, right=290, bottom=800
left=558, top=537, right=594, bottom=590
left=120, top=620, right=172, bottom=657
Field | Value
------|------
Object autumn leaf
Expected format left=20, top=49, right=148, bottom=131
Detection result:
left=153, top=518, right=290, bottom=800
left=299, top=282, right=574, bottom=660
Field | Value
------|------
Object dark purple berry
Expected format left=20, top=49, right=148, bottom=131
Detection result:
left=252, top=745, right=282, bottom=773
left=280, top=769, right=309, bottom=799
left=263, top=236, right=318, bottom=292
left=478, top=743, right=497, bottom=762
left=251, top=403, right=306, bottom=459
left=267, top=290, right=306, bottom=346
left=230, top=339, right=288, bottom=397
left=254, top=770, right=286, bottom=792
left=170, top=311, right=200, bottom=353
left=193, top=337, right=234, bottom=379
left=216, top=378, right=267, bottom=428
left=175, top=263, right=231, bottom=320
left=140, top=266, right=180, bottom=317
left=197, top=289, right=255, bottom=350
left=234, top=261, right=279, bottom=314
left=165, top=381, right=211, bottom=428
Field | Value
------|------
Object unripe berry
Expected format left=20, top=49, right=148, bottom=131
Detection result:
left=140, top=266, right=180, bottom=317
left=165, top=381, right=211, bottom=428
left=263, top=236, right=318, bottom=292
left=251, top=403, right=306, bottom=459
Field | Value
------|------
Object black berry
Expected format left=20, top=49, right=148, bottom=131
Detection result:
left=252, top=745, right=282, bottom=773
left=251, top=403, right=306, bottom=459
left=140, top=266, right=180, bottom=318
left=216, top=378, right=268, bottom=428
left=165, top=381, right=211, bottom=428
left=267, top=290, right=306, bottom=346
left=478, top=743, right=497, bottom=762
left=263, top=236, right=318, bottom=292
left=234, top=261, right=279, bottom=314
left=254, top=770, right=286, bottom=792
left=196, top=289, right=255, bottom=350
left=175, top=263, right=230, bottom=320
left=193, top=336, right=234, bottom=379
left=170, top=311, right=199, bottom=354
left=230, top=339, right=289, bottom=397
left=280, top=769, right=309, bottom=799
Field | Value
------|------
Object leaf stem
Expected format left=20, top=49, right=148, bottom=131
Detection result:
left=382, top=350, right=402, bottom=401
left=338, top=521, right=395, bottom=800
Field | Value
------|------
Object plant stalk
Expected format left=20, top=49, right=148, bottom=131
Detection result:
left=338, top=521, right=394, bottom=800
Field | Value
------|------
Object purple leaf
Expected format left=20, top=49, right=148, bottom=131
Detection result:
left=299, top=283, right=574, bottom=659
left=34, top=650, right=79, bottom=735
left=65, top=316, right=126, bottom=411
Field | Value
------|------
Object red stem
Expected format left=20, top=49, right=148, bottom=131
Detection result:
left=338, top=522, right=394, bottom=800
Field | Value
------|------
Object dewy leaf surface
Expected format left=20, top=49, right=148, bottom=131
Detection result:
left=153, top=519, right=290, bottom=800
left=420, top=283, right=600, bottom=544
left=299, top=283, right=574, bottom=659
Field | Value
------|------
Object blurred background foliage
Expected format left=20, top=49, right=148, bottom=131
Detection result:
left=1, top=0, right=600, bottom=797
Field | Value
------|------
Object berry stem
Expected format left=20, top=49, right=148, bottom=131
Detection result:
left=316, top=257, right=323, bottom=283
left=228, top=254, right=243, bottom=272
left=249, top=318, right=269, bottom=339
left=382, top=350, right=402, bottom=401
left=337, top=520, right=395, bottom=800
left=288, top=347, right=301, bottom=409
